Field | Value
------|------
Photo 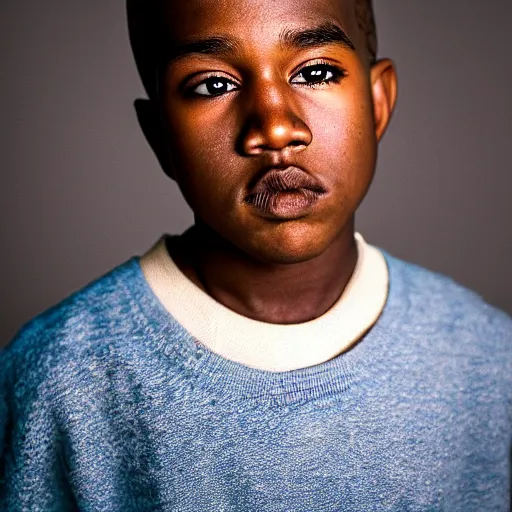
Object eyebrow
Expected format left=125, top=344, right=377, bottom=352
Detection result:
left=279, top=22, right=355, bottom=52
left=166, top=37, right=240, bottom=64
left=165, top=22, right=355, bottom=64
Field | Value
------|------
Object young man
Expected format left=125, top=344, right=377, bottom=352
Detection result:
left=1, top=0, right=511, bottom=510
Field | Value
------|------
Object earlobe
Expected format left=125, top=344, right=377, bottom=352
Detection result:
left=370, top=59, right=398, bottom=141
left=134, top=99, right=176, bottom=180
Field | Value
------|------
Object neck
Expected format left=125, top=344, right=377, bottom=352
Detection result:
left=169, top=219, right=358, bottom=325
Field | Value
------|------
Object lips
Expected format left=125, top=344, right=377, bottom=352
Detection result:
left=244, top=166, right=327, bottom=219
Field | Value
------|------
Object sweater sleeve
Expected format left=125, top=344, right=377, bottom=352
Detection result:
left=0, top=347, right=77, bottom=512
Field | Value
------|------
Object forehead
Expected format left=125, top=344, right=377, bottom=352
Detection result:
left=161, top=0, right=361, bottom=50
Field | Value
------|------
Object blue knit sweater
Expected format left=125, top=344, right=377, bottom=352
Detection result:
left=1, top=251, right=511, bottom=511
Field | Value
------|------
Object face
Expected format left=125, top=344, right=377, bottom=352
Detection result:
left=152, top=0, right=395, bottom=264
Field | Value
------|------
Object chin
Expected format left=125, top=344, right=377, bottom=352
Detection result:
left=240, top=226, right=335, bottom=265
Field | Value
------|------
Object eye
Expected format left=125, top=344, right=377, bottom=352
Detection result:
left=192, top=77, right=239, bottom=97
left=291, top=63, right=346, bottom=87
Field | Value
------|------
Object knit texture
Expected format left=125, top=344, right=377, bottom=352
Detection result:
left=1, top=251, right=511, bottom=511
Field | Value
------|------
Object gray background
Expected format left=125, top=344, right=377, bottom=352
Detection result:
left=1, top=1, right=511, bottom=348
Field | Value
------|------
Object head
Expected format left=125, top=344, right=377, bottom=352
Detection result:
left=128, top=0, right=397, bottom=264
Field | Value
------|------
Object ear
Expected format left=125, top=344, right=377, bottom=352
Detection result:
left=134, top=99, right=176, bottom=180
left=370, top=59, right=398, bottom=141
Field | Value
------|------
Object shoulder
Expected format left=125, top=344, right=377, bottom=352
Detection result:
left=381, top=251, right=512, bottom=360
left=0, top=257, right=146, bottom=399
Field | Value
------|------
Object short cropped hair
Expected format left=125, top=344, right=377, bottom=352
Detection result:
left=355, top=0, right=378, bottom=65
left=127, top=0, right=378, bottom=99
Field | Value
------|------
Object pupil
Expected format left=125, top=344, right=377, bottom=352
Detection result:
left=207, top=79, right=226, bottom=94
left=310, top=67, right=324, bottom=80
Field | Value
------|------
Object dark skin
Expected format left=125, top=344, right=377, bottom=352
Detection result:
left=138, top=0, right=397, bottom=324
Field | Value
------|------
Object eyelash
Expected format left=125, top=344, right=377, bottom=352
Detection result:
left=291, top=60, right=347, bottom=89
left=186, top=60, right=347, bottom=98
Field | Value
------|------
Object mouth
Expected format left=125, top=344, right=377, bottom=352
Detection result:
left=244, top=166, right=327, bottom=219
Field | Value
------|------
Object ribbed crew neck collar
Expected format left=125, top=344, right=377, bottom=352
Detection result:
left=138, top=233, right=389, bottom=372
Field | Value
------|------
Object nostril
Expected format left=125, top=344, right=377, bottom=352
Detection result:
left=286, top=140, right=309, bottom=153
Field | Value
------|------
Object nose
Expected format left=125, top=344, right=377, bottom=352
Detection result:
left=239, top=80, right=313, bottom=156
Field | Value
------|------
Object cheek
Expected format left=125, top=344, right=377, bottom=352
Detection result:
left=165, top=102, right=231, bottom=165
left=163, top=102, right=240, bottom=204
left=306, top=82, right=376, bottom=193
